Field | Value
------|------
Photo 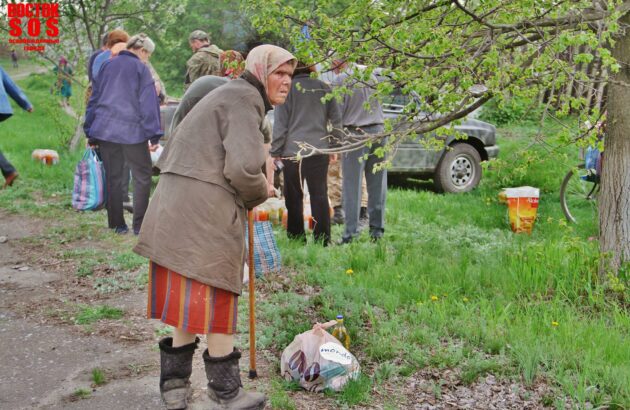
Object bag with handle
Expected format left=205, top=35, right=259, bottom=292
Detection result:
left=72, top=148, right=106, bottom=211
left=244, top=220, right=281, bottom=277
left=280, top=321, right=360, bottom=392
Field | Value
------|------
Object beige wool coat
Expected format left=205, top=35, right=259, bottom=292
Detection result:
left=134, top=77, right=269, bottom=295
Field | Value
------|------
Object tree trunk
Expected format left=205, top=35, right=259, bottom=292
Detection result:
left=599, top=12, right=630, bottom=276
left=594, top=66, right=608, bottom=113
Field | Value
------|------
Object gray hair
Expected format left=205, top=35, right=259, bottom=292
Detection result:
left=127, top=33, right=155, bottom=54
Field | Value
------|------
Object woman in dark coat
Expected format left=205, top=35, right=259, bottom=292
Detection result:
left=134, top=45, right=296, bottom=410
left=84, top=34, right=162, bottom=235
left=271, top=63, right=343, bottom=245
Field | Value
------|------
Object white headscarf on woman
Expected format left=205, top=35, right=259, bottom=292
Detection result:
left=244, top=45, right=297, bottom=91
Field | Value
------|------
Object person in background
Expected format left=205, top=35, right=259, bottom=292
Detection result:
left=219, top=50, right=245, bottom=79
left=0, top=66, right=33, bottom=188
left=54, top=57, right=73, bottom=108
left=271, top=62, right=342, bottom=245
left=168, top=75, right=229, bottom=137
left=87, top=34, right=108, bottom=84
left=11, top=49, right=18, bottom=69
left=84, top=33, right=162, bottom=235
left=92, top=29, right=130, bottom=80
left=85, top=34, right=109, bottom=105
left=184, top=30, right=223, bottom=89
left=333, top=58, right=387, bottom=244
left=134, top=45, right=296, bottom=410
left=328, top=155, right=369, bottom=225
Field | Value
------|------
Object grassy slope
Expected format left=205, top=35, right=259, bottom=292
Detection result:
left=1, top=73, right=628, bottom=408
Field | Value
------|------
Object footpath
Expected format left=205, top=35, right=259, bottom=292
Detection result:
left=0, top=211, right=266, bottom=410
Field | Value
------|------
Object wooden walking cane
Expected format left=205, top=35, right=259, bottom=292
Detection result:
left=247, top=209, right=258, bottom=379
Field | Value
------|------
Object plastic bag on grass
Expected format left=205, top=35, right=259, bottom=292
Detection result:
left=280, top=321, right=360, bottom=392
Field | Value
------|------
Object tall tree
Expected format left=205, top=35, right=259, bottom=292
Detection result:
left=600, top=9, right=630, bottom=276
left=247, top=0, right=630, bottom=276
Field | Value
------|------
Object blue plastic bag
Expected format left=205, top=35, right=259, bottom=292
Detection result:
left=245, top=221, right=281, bottom=277
left=72, top=148, right=106, bottom=211
left=584, top=146, right=600, bottom=172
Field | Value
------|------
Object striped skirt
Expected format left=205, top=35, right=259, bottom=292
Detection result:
left=147, top=261, right=238, bottom=335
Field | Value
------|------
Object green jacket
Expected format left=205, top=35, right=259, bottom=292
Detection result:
left=184, top=44, right=223, bottom=89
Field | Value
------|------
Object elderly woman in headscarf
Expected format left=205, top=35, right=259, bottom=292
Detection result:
left=134, top=45, right=296, bottom=410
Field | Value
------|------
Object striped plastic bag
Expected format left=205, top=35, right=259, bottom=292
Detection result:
left=245, top=221, right=281, bottom=277
left=72, top=148, right=106, bottom=211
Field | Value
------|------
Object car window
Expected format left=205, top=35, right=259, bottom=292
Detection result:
left=382, top=89, right=410, bottom=114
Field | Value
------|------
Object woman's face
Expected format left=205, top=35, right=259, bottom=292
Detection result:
left=140, top=49, right=152, bottom=63
left=266, top=62, right=294, bottom=105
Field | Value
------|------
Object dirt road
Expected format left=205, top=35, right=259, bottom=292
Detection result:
left=0, top=211, right=269, bottom=409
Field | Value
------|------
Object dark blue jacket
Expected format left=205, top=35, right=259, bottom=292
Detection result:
left=84, top=51, right=162, bottom=145
left=0, top=66, right=32, bottom=122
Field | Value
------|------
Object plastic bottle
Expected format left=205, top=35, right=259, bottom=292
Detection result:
left=331, top=314, right=350, bottom=350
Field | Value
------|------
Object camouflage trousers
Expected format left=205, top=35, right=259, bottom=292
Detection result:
left=328, top=157, right=367, bottom=208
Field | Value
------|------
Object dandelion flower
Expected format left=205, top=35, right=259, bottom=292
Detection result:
left=551, top=321, right=559, bottom=327
left=462, top=297, right=469, bottom=303
left=431, top=295, right=439, bottom=301
left=345, top=268, right=353, bottom=275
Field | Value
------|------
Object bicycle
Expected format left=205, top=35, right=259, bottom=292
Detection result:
left=560, top=151, right=600, bottom=224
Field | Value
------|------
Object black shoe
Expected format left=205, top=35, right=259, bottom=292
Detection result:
left=114, top=225, right=129, bottom=235
left=3, top=171, right=18, bottom=188
left=337, top=237, right=353, bottom=245
left=332, top=206, right=344, bottom=225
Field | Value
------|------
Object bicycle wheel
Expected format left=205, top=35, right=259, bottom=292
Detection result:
left=560, top=164, right=599, bottom=223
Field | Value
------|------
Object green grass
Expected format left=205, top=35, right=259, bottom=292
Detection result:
left=71, top=388, right=91, bottom=399
left=252, top=120, right=628, bottom=407
left=1, top=73, right=629, bottom=408
left=0, top=56, right=42, bottom=77
left=91, top=368, right=107, bottom=386
left=75, top=305, right=124, bottom=325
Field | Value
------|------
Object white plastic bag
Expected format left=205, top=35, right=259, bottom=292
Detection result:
left=280, top=321, right=360, bottom=392
left=150, top=144, right=164, bottom=165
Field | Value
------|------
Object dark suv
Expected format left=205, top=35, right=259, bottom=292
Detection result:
left=383, top=91, right=498, bottom=193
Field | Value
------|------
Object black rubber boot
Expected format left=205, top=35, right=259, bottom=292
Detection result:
left=203, top=349, right=266, bottom=410
left=159, top=337, right=199, bottom=410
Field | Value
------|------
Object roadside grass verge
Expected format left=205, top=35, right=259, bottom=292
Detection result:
left=1, top=74, right=628, bottom=408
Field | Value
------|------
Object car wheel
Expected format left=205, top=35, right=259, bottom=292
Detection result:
left=434, top=143, right=482, bottom=193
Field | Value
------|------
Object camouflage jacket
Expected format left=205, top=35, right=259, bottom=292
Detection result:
left=184, top=44, right=223, bottom=89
